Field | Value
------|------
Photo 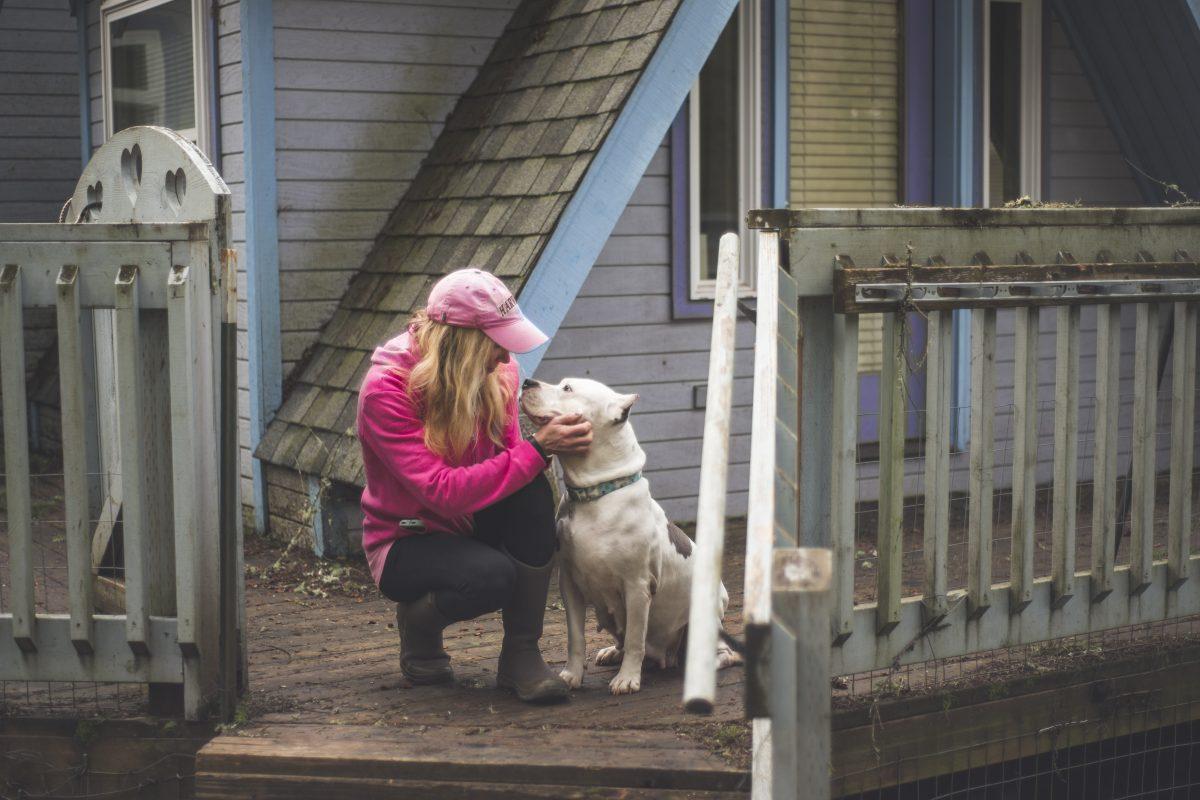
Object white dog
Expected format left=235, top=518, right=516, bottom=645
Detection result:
left=520, top=377, right=741, bottom=695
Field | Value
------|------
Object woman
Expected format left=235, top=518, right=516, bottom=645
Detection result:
left=357, top=268, right=591, bottom=704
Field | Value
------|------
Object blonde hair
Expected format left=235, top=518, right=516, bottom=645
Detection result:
left=404, top=310, right=512, bottom=462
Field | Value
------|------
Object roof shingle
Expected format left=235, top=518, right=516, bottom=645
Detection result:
left=257, top=0, right=682, bottom=485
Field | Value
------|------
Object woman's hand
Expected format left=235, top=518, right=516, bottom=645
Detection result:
left=533, top=413, right=592, bottom=455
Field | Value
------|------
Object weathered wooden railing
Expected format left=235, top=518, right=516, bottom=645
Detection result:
left=0, top=127, right=236, bottom=719
left=688, top=208, right=1200, bottom=800
left=802, top=210, right=1200, bottom=677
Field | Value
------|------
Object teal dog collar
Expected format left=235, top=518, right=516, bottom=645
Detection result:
left=565, top=471, right=643, bottom=503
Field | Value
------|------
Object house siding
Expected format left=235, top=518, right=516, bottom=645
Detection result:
left=260, top=0, right=517, bottom=540
left=268, top=0, right=516, bottom=379
left=0, top=0, right=81, bottom=445
left=1043, top=15, right=1142, bottom=205
left=535, top=142, right=756, bottom=523
left=0, top=0, right=80, bottom=222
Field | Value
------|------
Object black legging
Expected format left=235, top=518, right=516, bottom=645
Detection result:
left=377, top=473, right=557, bottom=621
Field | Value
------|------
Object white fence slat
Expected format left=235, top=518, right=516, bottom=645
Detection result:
left=744, top=231, right=780, bottom=628
left=168, top=265, right=201, bottom=660
left=1010, top=306, right=1039, bottom=612
left=923, top=310, right=952, bottom=621
left=55, top=265, right=94, bottom=653
left=1130, top=303, right=1159, bottom=594
left=115, top=265, right=150, bottom=654
left=1168, top=301, right=1197, bottom=587
left=1091, top=303, right=1121, bottom=600
left=0, top=242, right=173, bottom=309
left=1052, top=305, right=1080, bottom=606
left=831, top=313, right=859, bottom=638
left=0, top=264, right=36, bottom=651
left=967, top=307, right=997, bottom=617
left=683, top=233, right=740, bottom=713
left=876, top=312, right=906, bottom=633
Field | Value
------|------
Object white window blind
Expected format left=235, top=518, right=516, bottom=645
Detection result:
left=790, top=0, right=900, bottom=372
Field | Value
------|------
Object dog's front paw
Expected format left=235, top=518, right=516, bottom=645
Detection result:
left=609, top=669, right=642, bottom=695
left=717, top=643, right=744, bottom=669
left=595, top=645, right=623, bottom=666
left=559, top=668, right=583, bottom=689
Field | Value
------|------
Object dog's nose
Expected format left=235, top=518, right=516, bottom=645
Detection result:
left=522, top=378, right=538, bottom=390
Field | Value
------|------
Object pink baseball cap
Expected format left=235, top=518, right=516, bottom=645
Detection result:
left=425, top=268, right=548, bottom=353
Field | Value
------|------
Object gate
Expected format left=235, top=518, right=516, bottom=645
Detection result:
left=686, top=207, right=1200, bottom=798
left=0, top=126, right=238, bottom=720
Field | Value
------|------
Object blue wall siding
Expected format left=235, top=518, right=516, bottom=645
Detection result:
left=260, top=0, right=515, bottom=537
left=0, top=0, right=81, bottom=412
left=1052, top=0, right=1200, bottom=202
left=0, top=0, right=80, bottom=222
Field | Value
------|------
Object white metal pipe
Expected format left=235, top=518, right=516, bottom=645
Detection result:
left=744, top=230, right=779, bottom=629
left=682, top=232, right=740, bottom=714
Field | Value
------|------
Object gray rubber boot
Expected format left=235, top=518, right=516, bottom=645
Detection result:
left=496, top=551, right=570, bottom=704
left=396, top=593, right=454, bottom=685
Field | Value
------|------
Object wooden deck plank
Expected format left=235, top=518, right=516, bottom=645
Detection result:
left=196, top=773, right=750, bottom=800
left=197, top=723, right=749, bottom=793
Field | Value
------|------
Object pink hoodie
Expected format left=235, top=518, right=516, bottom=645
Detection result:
left=356, top=329, right=547, bottom=585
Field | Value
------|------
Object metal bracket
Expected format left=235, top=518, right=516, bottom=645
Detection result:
left=834, top=260, right=1200, bottom=313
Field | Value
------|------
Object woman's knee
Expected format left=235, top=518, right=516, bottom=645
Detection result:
left=450, top=551, right=516, bottom=618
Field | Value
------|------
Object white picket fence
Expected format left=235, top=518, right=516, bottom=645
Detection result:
left=685, top=207, right=1200, bottom=800
left=0, top=127, right=236, bottom=719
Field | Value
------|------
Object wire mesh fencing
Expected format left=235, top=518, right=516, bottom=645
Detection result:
left=832, top=617, right=1200, bottom=799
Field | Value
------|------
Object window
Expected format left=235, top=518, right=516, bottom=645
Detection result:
left=983, top=0, right=1042, bottom=205
left=790, top=0, right=905, bottom=447
left=101, top=0, right=211, bottom=154
left=673, top=0, right=764, bottom=313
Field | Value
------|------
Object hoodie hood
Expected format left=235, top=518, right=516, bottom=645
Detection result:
left=371, top=327, right=418, bottom=369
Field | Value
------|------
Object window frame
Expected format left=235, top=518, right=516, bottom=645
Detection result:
left=672, top=0, right=767, bottom=317
left=981, top=0, right=1043, bottom=205
left=100, top=0, right=212, bottom=156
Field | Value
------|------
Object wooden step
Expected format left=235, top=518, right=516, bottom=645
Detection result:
left=195, top=723, right=749, bottom=799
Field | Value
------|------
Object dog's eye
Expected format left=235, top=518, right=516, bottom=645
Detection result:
left=563, top=384, right=572, bottom=392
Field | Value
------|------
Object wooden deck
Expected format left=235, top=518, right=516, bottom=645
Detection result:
left=196, top=524, right=752, bottom=796
left=239, top=535, right=746, bottom=729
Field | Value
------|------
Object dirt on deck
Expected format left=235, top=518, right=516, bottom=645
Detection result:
left=238, top=522, right=752, bottom=769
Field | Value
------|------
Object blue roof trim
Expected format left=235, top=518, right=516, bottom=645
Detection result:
left=241, top=0, right=283, bottom=532
left=515, top=0, right=740, bottom=377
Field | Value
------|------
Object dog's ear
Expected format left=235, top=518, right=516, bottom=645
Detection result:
left=611, top=393, right=638, bottom=424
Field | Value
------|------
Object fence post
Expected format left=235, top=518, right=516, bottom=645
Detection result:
left=0, top=263, right=36, bottom=652
left=772, top=548, right=832, bottom=800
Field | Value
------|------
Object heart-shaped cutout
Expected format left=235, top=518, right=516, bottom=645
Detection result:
left=82, top=180, right=103, bottom=221
left=121, top=144, right=143, bottom=206
left=164, top=167, right=186, bottom=215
